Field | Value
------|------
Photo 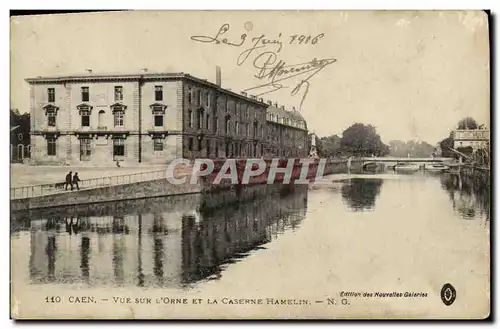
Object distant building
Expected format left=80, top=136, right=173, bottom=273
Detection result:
left=453, top=127, right=490, bottom=151
left=264, top=102, right=308, bottom=158
left=26, top=69, right=309, bottom=165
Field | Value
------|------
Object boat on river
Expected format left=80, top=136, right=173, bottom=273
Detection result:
left=424, top=163, right=450, bottom=172
left=393, top=162, right=420, bottom=173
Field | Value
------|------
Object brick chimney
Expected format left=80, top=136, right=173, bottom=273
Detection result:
left=215, top=66, right=222, bottom=86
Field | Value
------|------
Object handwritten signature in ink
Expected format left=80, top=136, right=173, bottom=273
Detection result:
left=245, top=52, right=336, bottom=110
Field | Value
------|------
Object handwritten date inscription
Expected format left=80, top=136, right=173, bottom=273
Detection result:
left=190, top=23, right=336, bottom=110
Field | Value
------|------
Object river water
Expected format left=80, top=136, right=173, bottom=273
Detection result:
left=10, top=170, right=490, bottom=318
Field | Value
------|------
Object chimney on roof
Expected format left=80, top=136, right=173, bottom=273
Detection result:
left=215, top=66, right=222, bottom=87
left=86, top=69, right=93, bottom=74
left=267, top=100, right=272, bottom=105
left=141, top=68, right=148, bottom=73
left=292, top=106, right=296, bottom=112
left=281, top=105, right=285, bottom=110
left=258, top=97, right=264, bottom=102
left=274, top=102, right=278, bottom=107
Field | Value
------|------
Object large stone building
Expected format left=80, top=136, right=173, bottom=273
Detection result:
left=453, top=128, right=490, bottom=151
left=264, top=103, right=308, bottom=158
left=27, top=70, right=308, bottom=165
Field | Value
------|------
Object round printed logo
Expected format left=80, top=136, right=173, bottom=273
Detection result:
left=440, top=283, right=457, bottom=306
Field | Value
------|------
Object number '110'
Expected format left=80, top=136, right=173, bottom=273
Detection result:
left=45, top=296, right=61, bottom=303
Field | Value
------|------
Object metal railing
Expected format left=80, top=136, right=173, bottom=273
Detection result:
left=10, top=169, right=170, bottom=200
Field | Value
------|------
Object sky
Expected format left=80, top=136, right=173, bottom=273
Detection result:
left=10, top=10, right=490, bottom=145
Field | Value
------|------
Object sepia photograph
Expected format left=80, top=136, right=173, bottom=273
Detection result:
left=9, top=9, right=491, bottom=319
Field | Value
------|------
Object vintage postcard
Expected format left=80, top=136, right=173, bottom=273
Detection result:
left=10, top=10, right=490, bottom=319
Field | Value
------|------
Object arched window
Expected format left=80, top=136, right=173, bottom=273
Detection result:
left=98, top=110, right=105, bottom=129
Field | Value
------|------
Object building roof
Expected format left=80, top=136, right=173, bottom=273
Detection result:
left=26, top=71, right=310, bottom=130
left=25, top=71, right=267, bottom=107
left=266, top=104, right=307, bottom=131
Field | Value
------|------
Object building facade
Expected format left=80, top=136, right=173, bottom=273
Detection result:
left=453, top=128, right=490, bottom=151
left=27, top=71, right=308, bottom=165
left=264, top=103, right=308, bottom=158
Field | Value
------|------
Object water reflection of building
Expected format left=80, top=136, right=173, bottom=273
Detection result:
left=182, top=185, right=307, bottom=284
left=14, top=184, right=308, bottom=288
left=340, top=178, right=384, bottom=211
left=440, top=173, right=490, bottom=221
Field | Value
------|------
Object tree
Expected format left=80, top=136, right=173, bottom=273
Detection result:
left=457, top=117, right=478, bottom=130
left=341, top=178, right=383, bottom=211
left=319, top=135, right=341, bottom=157
left=314, top=135, right=324, bottom=157
left=389, top=140, right=436, bottom=157
left=439, top=137, right=455, bottom=158
left=339, top=123, right=389, bottom=157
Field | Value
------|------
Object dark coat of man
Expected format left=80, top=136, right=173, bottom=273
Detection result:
left=65, top=171, right=73, bottom=190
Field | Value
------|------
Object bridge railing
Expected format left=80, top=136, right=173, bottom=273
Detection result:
left=10, top=169, right=169, bottom=200
left=359, top=157, right=454, bottom=162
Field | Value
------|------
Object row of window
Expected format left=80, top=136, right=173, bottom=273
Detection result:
left=46, top=86, right=280, bottom=129
left=187, top=88, right=211, bottom=107
left=46, top=108, right=165, bottom=128
left=267, top=113, right=306, bottom=129
left=186, top=87, right=265, bottom=122
left=47, top=85, right=262, bottom=118
left=185, top=109, right=264, bottom=137
left=47, top=85, right=165, bottom=103
left=46, top=138, right=165, bottom=158
left=45, top=136, right=302, bottom=159
left=186, top=137, right=265, bottom=158
left=230, top=103, right=261, bottom=121
left=46, top=108, right=298, bottom=141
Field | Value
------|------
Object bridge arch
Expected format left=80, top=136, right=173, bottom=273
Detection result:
left=362, top=162, right=377, bottom=170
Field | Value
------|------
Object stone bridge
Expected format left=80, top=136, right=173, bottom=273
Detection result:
left=359, top=157, right=455, bottom=170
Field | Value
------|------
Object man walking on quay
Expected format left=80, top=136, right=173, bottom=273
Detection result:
left=65, top=171, right=72, bottom=190
left=72, top=172, right=81, bottom=191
